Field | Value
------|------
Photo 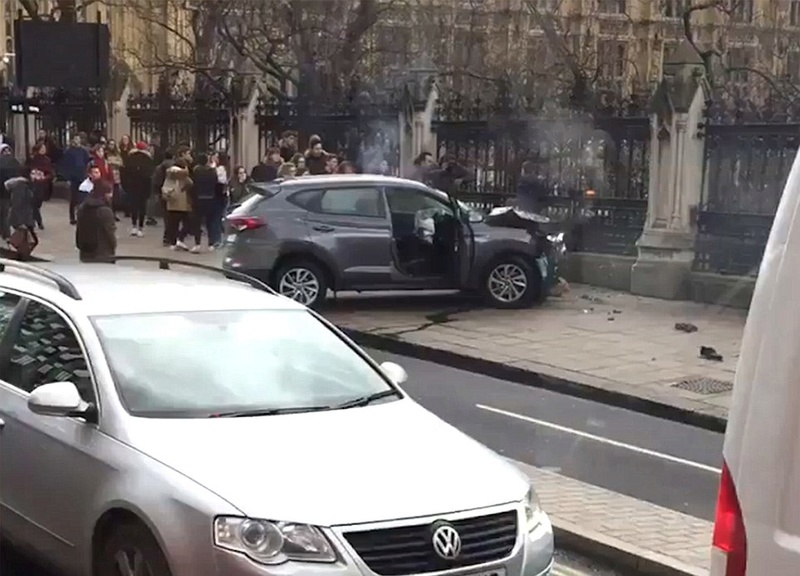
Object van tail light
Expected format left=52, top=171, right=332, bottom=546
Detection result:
left=227, top=216, right=265, bottom=232
left=712, top=460, right=747, bottom=576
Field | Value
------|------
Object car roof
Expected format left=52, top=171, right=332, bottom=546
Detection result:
left=0, top=262, right=305, bottom=316
left=276, top=174, right=430, bottom=190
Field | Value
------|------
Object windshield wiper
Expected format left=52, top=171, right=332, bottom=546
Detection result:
left=211, top=406, right=333, bottom=418
left=335, top=390, right=401, bottom=410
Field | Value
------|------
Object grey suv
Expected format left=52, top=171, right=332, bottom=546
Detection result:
left=222, top=175, right=563, bottom=309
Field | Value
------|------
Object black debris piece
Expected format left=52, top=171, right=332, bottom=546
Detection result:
left=699, top=346, right=723, bottom=362
left=675, top=322, right=698, bottom=333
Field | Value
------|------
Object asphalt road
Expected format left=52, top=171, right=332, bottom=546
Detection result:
left=366, top=348, right=722, bottom=521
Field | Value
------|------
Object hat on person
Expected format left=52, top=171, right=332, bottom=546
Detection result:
left=135, top=141, right=149, bottom=150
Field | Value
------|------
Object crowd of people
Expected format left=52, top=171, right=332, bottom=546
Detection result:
left=0, top=127, right=480, bottom=262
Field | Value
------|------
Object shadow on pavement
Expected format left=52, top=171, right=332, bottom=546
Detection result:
left=323, top=291, right=482, bottom=312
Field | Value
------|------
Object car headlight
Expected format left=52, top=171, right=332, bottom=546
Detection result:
left=523, top=487, right=546, bottom=532
left=214, top=516, right=336, bottom=564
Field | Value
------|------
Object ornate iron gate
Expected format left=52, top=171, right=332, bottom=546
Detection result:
left=256, top=94, right=401, bottom=173
left=127, top=91, right=230, bottom=152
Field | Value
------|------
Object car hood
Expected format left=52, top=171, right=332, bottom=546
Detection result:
left=124, top=399, right=528, bottom=526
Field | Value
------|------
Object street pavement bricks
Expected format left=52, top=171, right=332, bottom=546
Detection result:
left=514, top=460, right=712, bottom=575
left=326, top=284, right=746, bottom=422
left=23, top=199, right=225, bottom=266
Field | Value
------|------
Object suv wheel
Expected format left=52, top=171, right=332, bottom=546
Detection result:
left=275, top=260, right=328, bottom=308
left=96, top=522, right=171, bottom=576
left=482, top=256, right=539, bottom=309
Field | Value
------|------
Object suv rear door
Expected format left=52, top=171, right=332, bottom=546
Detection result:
left=304, top=186, right=393, bottom=288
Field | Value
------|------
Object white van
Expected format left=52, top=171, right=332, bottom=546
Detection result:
left=710, top=151, right=800, bottom=575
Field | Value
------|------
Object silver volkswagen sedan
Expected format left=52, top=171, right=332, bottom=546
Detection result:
left=0, top=258, right=554, bottom=576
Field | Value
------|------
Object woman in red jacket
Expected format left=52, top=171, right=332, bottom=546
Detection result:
left=28, top=142, right=53, bottom=228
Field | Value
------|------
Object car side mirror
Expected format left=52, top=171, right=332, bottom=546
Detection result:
left=28, top=382, right=91, bottom=418
left=380, top=361, right=408, bottom=385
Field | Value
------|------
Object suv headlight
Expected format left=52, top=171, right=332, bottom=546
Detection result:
left=214, top=516, right=336, bottom=564
left=523, top=487, right=546, bottom=532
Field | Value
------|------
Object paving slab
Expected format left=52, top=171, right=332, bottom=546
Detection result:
left=513, top=459, right=711, bottom=576
left=4, top=199, right=224, bottom=266
left=325, top=285, right=745, bottom=431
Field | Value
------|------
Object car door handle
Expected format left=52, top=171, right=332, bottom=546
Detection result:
left=313, top=225, right=335, bottom=233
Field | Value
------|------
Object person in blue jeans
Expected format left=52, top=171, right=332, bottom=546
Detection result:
left=59, top=136, right=91, bottom=224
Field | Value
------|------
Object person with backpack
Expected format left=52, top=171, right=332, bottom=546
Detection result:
left=75, top=178, right=117, bottom=263
left=162, top=160, right=200, bottom=252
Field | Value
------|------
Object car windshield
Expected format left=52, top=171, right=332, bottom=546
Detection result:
left=91, top=309, right=396, bottom=418
left=428, top=187, right=482, bottom=220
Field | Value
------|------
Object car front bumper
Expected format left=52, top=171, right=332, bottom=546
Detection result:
left=202, top=511, right=554, bottom=576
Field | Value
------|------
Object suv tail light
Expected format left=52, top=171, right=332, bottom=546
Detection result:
left=712, top=460, right=747, bottom=576
left=227, top=216, right=265, bottom=232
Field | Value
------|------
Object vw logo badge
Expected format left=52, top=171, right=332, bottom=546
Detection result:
left=431, top=524, right=462, bottom=560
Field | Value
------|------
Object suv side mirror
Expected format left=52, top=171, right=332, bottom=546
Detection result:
left=380, top=361, right=408, bottom=385
left=28, top=382, right=91, bottom=418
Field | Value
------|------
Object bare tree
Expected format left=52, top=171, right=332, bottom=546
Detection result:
left=218, top=0, right=401, bottom=101
left=96, top=0, right=246, bottom=97
left=522, top=0, right=643, bottom=111
left=679, top=0, right=800, bottom=112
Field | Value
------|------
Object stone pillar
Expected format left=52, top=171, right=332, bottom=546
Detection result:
left=630, top=40, right=710, bottom=300
left=236, top=87, right=260, bottom=169
left=109, top=84, right=131, bottom=139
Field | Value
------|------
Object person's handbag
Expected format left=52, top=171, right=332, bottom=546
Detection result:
left=8, top=226, right=37, bottom=259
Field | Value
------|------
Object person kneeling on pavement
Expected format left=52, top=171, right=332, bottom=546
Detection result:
left=5, top=170, right=38, bottom=259
left=75, top=178, right=117, bottom=263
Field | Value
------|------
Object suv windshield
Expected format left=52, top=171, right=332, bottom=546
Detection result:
left=91, top=310, right=396, bottom=418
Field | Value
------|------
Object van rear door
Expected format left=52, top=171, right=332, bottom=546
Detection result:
left=711, top=150, right=800, bottom=575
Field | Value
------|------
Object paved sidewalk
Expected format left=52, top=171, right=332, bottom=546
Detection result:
left=10, top=199, right=224, bottom=265
left=326, top=284, right=746, bottom=425
left=515, top=460, right=711, bottom=575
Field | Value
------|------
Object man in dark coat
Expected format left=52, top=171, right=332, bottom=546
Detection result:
left=123, top=141, right=156, bottom=236
left=191, top=153, right=220, bottom=249
left=75, top=179, right=117, bottom=263
left=516, top=160, right=551, bottom=214
left=250, top=148, right=281, bottom=183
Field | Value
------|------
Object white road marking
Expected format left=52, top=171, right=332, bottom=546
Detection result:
left=475, top=404, right=722, bottom=474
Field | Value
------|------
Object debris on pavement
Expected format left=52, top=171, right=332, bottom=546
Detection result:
left=699, top=345, right=724, bottom=362
left=675, top=322, right=699, bottom=333
left=580, top=294, right=605, bottom=304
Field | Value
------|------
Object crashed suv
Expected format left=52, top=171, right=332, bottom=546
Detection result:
left=222, top=174, right=565, bottom=309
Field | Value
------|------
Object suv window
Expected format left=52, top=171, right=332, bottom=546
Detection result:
left=3, top=301, right=95, bottom=402
left=386, top=187, right=452, bottom=216
left=0, top=292, right=21, bottom=340
left=319, top=187, right=385, bottom=218
left=287, top=189, right=323, bottom=210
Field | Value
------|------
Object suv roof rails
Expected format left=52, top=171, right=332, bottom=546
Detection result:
left=0, top=258, right=83, bottom=300
left=110, top=256, right=277, bottom=294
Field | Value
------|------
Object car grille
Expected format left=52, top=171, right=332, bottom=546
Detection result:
left=343, top=510, right=518, bottom=576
